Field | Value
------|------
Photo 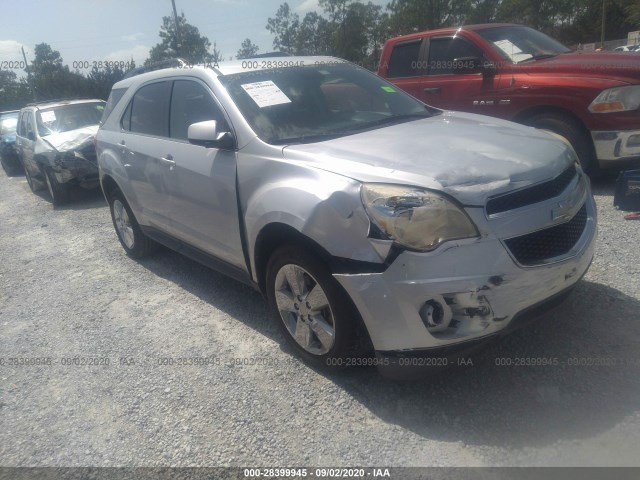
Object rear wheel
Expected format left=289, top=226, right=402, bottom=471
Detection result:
left=526, top=112, right=599, bottom=175
left=266, top=245, right=362, bottom=370
left=43, top=167, right=70, bottom=205
left=108, top=189, right=156, bottom=258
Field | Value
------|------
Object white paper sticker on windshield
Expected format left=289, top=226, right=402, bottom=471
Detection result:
left=241, top=80, right=291, bottom=108
left=493, top=39, right=532, bottom=62
left=40, top=110, right=56, bottom=123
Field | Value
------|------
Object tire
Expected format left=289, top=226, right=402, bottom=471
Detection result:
left=42, top=167, right=70, bottom=205
left=24, top=163, right=42, bottom=192
left=526, top=112, right=599, bottom=175
left=108, top=189, right=156, bottom=258
left=266, top=244, right=363, bottom=370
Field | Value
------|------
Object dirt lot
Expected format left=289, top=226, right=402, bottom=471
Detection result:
left=1, top=169, right=639, bottom=468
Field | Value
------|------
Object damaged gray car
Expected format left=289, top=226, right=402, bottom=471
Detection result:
left=16, top=99, right=105, bottom=205
left=96, top=57, right=596, bottom=379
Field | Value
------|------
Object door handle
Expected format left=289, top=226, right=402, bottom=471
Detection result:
left=423, top=87, right=441, bottom=94
left=160, top=155, right=176, bottom=169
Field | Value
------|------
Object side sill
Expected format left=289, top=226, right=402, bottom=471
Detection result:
left=140, top=226, right=258, bottom=290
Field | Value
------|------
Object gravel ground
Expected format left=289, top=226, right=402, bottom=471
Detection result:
left=1, top=168, right=639, bottom=468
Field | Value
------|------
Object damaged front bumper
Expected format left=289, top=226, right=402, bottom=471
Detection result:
left=334, top=191, right=596, bottom=380
left=49, top=149, right=99, bottom=188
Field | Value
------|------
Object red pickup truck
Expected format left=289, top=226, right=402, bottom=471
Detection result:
left=378, top=24, right=640, bottom=174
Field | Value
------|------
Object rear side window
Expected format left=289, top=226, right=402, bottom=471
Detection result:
left=387, top=40, right=422, bottom=78
left=26, top=113, right=35, bottom=139
left=101, top=88, right=127, bottom=126
left=169, top=80, right=227, bottom=141
left=428, top=37, right=483, bottom=75
left=129, top=81, right=171, bottom=137
left=18, top=112, right=27, bottom=136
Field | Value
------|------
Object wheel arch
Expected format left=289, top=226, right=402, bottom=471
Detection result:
left=254, top=222, right=332, bottom=295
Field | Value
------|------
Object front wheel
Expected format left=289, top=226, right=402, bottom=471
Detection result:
left=43, top=167, right=70, bottom=205
left=108, top=190, right=156, bottom=258
left=266, top=245, right=361, bottom=370
left=526, top=113, right=599, bottom=175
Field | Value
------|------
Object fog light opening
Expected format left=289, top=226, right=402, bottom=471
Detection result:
left=420, top=300, right=450, bottom=332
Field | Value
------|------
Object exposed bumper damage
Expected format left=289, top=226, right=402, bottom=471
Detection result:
left=35, top=126, right=99, bottom=187
left=334, top=173, right=597, bottom=380
left=592, top=129, right=640, bottom=162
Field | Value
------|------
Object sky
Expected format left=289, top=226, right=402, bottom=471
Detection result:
left=0, top=0, right=389, bottom=72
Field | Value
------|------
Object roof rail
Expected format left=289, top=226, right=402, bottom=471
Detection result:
left=245, top=52, right=292, bottom=58
left=26, top=97, right=97, bottom=107
left=123, top=58, right=188, bottom=79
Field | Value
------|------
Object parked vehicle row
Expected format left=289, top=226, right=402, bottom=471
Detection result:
left=13, top=99, right=105, bottom=205
left=0, top=110, right=20, bottom=176
left=378, top=23, right=640, bottom=174
left=93, top=55, right=596, bottom=379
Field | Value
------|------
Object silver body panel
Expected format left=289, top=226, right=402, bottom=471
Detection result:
left=97, top=58, right=597, bottom=354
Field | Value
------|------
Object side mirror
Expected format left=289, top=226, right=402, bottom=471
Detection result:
left=453, top=57, right=496, bottom=76
left=187, top=120, right=234, bottom=149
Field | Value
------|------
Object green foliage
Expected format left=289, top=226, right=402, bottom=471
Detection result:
left=237, top=38, right=260, bottom=59
left=147, top=13, right=215, bottom=65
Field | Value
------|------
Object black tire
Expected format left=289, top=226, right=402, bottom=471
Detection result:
left=42, top=167, right=70, bottom=205
left=108, top=189, right=157, bottom=258
left=266, top=244, right=364, bottom=370
left=24, top=163, right=42, bottom=192
left=526, top=112, right=599, bottom=175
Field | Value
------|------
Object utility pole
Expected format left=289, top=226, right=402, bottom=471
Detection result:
left=21, top=46, right=36, bottom=101
left=171, top=0, right=182, bottom=59
left=600, top=0, right=606, bottom=49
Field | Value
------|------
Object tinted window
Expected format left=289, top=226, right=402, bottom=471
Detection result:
left=220, top=63, right=436, bottom=145
left=26, top=113, right=35, bottom=139
left=169, top=80, right=227, bottom=141
left=387, top=40, right=422, bottom=78
left=18, top=112, right=27, bottom=136
left=130, top=82, right=171, bottom=137
left=101, top=88, right=127, bottom=125
left=428, top=37, right=483, bottom=75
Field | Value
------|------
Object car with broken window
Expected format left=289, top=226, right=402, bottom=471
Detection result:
left=16, top=99, right=105, bottom=205
left=378, top=24, right=640, bottom=175
left=96, top=57, right=597, bottom=379
left=0, top=110, right=21, bottom=176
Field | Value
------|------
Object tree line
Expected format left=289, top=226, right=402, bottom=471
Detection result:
left=1, top=0, right=638, bottom=110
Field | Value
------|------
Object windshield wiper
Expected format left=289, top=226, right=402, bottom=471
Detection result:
left=271, top=132, right=347, bottom=145
left=518, top=53, right=560, bottom=63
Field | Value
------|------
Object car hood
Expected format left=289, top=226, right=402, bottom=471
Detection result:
left=39, top=125, right=98, bottom=153
left=282, top=111, right=575, bottom=206
left=516, top=52, right=640, bottom=83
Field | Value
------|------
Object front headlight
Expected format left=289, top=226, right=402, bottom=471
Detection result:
left=361, top=184, right=479, bottom=251
left=589, top=85, right=640, bottom=113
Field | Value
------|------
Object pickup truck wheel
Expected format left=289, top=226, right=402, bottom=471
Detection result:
left=108, top=190, right=156, bottom=258
left=266, top=245, right=358, bottom=370
left=526, top=113, right=599, bottom=175
left=43, top=167, right=70, bottom=205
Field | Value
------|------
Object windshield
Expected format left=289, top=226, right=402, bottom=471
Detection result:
left=476, top=26, right=570, bottom=64
left=219, top=63, right=436, bottom=144
left=36, top=102, right=105, bottom=137
left=0, top=114, right=18, bottom=135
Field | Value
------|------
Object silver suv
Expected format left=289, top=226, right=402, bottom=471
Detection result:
left=96, top=57, right=596, bottom=378
left=16, top=99, right=105, bottom=205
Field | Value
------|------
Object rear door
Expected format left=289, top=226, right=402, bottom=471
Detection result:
left=420, top=35, right=503, bottom=115
left=382, top=38, right=427, bottom=100
left=119, top=81, right=174, bottom=231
